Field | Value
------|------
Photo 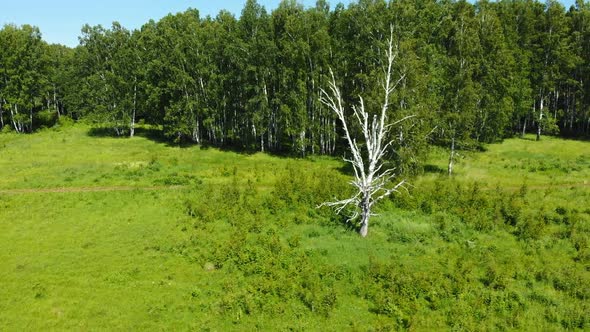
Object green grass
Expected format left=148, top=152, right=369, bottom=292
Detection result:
left=0, top=127, right=588, bottom=330
left=424, top=134, right=590, bottom=188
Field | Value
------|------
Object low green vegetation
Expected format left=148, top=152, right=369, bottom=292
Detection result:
left=0, top=126, right=588, bottom=330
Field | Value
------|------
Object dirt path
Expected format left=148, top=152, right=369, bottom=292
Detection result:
left=0, top=182, right=587, bottom=195
left=0, top=185, right=186, bottom=195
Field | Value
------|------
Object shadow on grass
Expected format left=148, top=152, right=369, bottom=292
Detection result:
left=326, top=212, right=360, bottom=234
left=134, top=127, right=169, bottom=144
left=558, top=134, right=590, bottom=142
left=519, top=132, right=590, bottom=142
left=87, top=126, right=169, bottom=142
left=87, top=126, right=211, bottom=149
left=345, top=220, right=361, bottom=234
left=87, top=127, right=121, bottom=138
left=424, top=164, right=446, bottom=174
left=87, top=125, right=303, bottom=157
left=215, top=143, right=263, bottom=156
left=85, top=126, right=351, bottom=163
left=336, top=160, right=355, bottom=177
left=519, top=136, right=537, bottom=141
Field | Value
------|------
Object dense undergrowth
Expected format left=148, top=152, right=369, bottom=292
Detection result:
left=0, top=126, right=588, bottom=330
left=170, top=170, right=590, bottom=330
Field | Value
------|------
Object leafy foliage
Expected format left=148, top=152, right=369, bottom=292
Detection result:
left=3, top=0, right=590, bottom=160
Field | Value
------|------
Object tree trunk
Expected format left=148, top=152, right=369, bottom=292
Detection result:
left=332, top=119, right=337, bottom=154
left=130, top=80, right=136, bottom=137
left=300, top=130, right=306, bottom=157
left=29, top=103, right=33, bottom=132
left=521, top=117, right=527, bottom=138
left=0, top=99, right=4, bottom=129
left=359, top=195, right=370, bottom=238
left=554, top=90, right=558, bottom=120
left=536, top=97, right=543, bottom=141
left=192, top=123, right=199, bottom=143
left=10, top=104, right=16, bottom=132
left=11, top=104, right=21, bottom=133
left=53, top=84, right=60, bottom=118
left=448, top=135, right=455, bottom=176
left=570, top=91, right=575, bottom=131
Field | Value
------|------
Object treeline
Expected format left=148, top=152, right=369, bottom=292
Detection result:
left=1, top=0, right=590, bottom=155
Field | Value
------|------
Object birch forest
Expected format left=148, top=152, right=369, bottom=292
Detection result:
left=2, top=0, right=590, bottom=154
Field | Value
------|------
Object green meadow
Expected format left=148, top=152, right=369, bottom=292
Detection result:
left=0, top=126, right=588, bottom=330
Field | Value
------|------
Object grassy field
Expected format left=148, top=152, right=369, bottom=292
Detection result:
left=0, top=125, right=588, bottom=330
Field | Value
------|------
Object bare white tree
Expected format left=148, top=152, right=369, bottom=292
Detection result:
left=319, top=31, right=412, bottom=238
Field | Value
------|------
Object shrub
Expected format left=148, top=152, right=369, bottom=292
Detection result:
left=56, top=115, right=75, bottom=128
left=396, top=179, right=530, bottom=232
left=33, top=110, right=58, bottom=129
left=1, top=124, right=13, bottom=133
left=514, top=211, right=546, bottom=241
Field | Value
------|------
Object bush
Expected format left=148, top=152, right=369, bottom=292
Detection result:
left=174, top=155, right=588, bottom=329
left=33, top=110, right=58, bottom=129
left=267, top=164, right=351, bottom=223
left=514, top=211, right=546, bottom=241
left=175, top=173, right=351, bottom=319
left=1, top=124, right=13, bottom=133
left=53, top=115, right=75, bottom=130
left=396, top=179, right=530, bottom=232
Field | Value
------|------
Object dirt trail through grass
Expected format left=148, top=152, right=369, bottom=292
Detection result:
left=2, top=182, right=587, bottom=195
left=0, top=185, right=186, bottom=194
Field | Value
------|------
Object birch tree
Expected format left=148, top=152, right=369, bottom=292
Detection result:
left=320, top=31, right=410, bottom=238
left=0, top=24, right=46, bottom=133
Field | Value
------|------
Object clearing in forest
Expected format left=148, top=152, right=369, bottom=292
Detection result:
left=0, top=126, right=588, bottom=330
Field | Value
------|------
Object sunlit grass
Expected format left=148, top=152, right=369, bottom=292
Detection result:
left=422, top=134, right=590, bottom=188
left=0, top=127, right=588, bottom=330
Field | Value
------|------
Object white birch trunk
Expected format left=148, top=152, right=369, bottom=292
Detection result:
left=11, top=104, right=22, bottom=133
left=53, top=84, right=60, bottom=118
left=130, top=79, right=136, bottom=137
left=359, top=195, right=371, bottom=238
left=29, top=98, right=33, bottom=132
left=537, top=97, right=544, bottom=141
left=300, top=130, right=306, bottom=157
left=0, top=99, right=4, bottom=129
left=10, top=104, right=16, bottom=132
left=448, top=135, right=455, bottom=176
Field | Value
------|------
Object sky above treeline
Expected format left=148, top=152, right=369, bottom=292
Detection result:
left=0, top=0, right=578, bottom=47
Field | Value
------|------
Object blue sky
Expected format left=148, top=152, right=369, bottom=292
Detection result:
left=0, top=0, right=577, bottom=47
left=0, top=0, right=354, bottom=47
